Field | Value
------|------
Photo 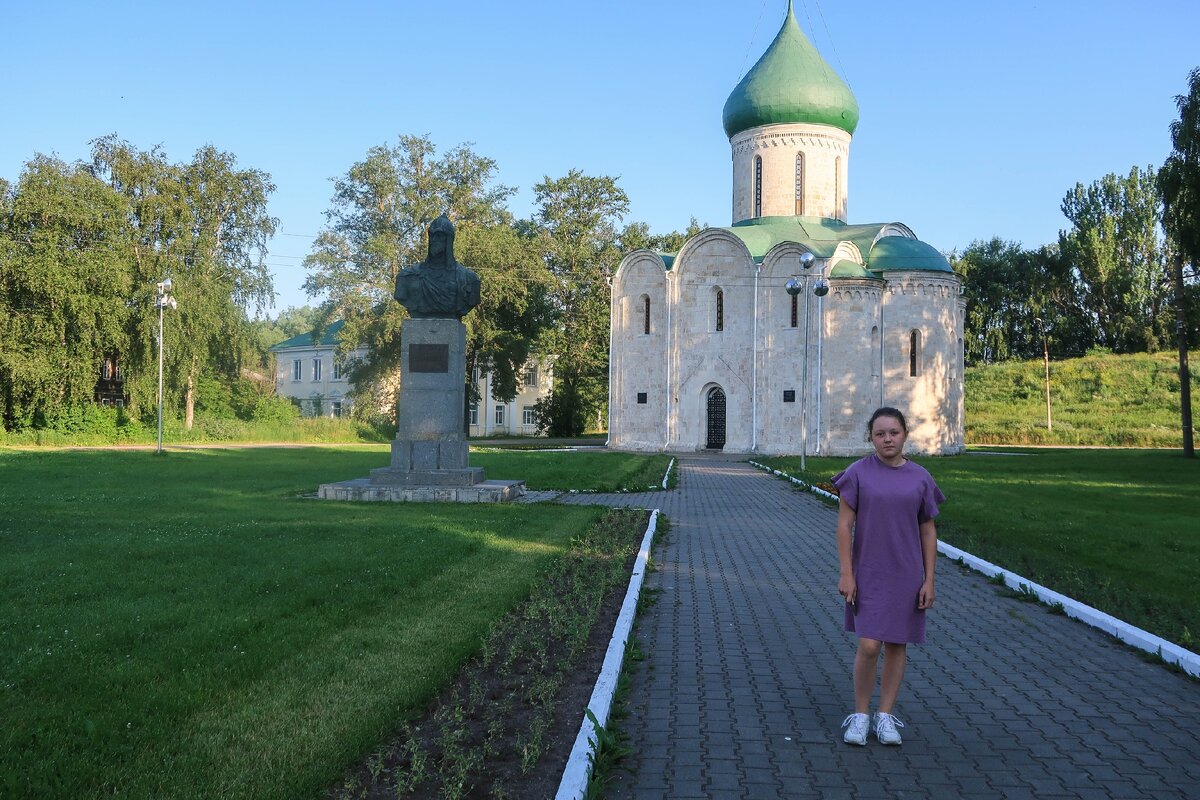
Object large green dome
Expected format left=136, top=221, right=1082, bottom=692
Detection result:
left=722, top=1, right=859, bottom=139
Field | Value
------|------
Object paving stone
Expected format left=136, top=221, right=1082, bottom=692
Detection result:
left=562, top=456, right=1200, bottom=799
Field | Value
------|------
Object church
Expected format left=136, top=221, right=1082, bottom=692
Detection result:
left=607, top=2, right=966, bottom=457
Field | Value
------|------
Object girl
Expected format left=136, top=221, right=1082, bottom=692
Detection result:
left=833, top=407, right=944, bottom=746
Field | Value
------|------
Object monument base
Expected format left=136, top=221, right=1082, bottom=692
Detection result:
left=318, top=478, right=525, bottom=503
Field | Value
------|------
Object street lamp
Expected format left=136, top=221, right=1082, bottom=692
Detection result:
left=1034, top=317, right=1051, bottom=431
left=154, top=278, right=178, bottom=454
left=785, top=251, right=829, bottom=473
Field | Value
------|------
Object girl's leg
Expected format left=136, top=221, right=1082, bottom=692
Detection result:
left=878, top=642, right=908, bottom=713
left=853, top=637, right=882, bottom=713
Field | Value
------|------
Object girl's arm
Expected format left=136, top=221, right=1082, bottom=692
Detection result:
left=836, top=498, right=857, bottom=605
left=918, top=518, right=937, bottom=609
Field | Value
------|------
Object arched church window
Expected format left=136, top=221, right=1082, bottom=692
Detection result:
left=910, top=329, right=921, bottom=377
left=715, top=288, right=724, bottom=332
left=754, top=156, right=762, bottom=217
left=871, top=326, right=880, bottom=377
left=835, top=156, right=842, bottom=217
left=794, top=153, right=804, bottom=215
left=790, top=293, right=798, bottom=328
left=642, top=294, right=651, bottom=335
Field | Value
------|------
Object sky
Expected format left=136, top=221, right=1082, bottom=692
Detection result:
left=5, top=0, right=1198, bottom=314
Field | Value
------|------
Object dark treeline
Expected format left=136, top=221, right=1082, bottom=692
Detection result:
left=953, top=165, right=1199, bottom=366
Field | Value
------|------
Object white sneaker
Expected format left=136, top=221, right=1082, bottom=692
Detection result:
left=841, top=712, right=869, bottom=745
left=872, top=711, right=904, bottom=745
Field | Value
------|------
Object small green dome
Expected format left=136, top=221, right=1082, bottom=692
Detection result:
left=722, top=1, right=859, bottom=138
left=867, top=237, right=952, bottom=273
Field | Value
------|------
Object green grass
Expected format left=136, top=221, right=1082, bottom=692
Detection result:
left=470, top=450, right=673, bottom=492
left=966, top=349, right=1199, bottom=446
left=0, top=447, right=616, bottom=799
left=757, top=449, right=1200, bottom=649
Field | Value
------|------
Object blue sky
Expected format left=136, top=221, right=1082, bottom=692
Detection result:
left=5, top=0, right=1198, bottom=313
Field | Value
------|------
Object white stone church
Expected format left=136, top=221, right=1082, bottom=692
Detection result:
left=608, top=2, right=966, bottom=456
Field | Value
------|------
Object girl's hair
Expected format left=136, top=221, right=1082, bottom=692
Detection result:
left=867, top=406, right=908, bottom=435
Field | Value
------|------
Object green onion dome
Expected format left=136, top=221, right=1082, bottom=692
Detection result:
left=722, top=1, right=859, bottom=138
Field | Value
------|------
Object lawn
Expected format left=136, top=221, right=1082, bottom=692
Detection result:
left=0, top=447, right=644, bottom=799
left=757, top=448, right=1200, bottom=649
left=471, top=449, right=674, bottom=492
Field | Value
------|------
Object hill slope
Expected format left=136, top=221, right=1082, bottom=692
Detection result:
left=966, top=350, right=1200, bottom=447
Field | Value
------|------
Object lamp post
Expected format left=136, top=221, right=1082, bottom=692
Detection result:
left=1034, top=317, right=1051, bottom=431
left=785, top=252, right=829, bottom=474
left=154, top=278, right=178, bottom=454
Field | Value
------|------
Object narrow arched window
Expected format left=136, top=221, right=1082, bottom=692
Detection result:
left=794, top=153, right=804, bottom=215
left=871, top=326, right=880, bottom=378
left=834, top=156, right=842, bottom=217
left=910, top=329, right=921, bottom=377
left=642, top=295, right=651, bottom=335
left=716, top=289, right=724, bottom=332
left=790, top=293, right=798, bottom=328
left=754, top=156, right=762, bottom=217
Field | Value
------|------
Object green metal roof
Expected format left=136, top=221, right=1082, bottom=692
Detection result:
left=829, top=259, right=877, bottom=279
left=867, top=236, right=953, bottom=273
left=269, top=319, right=345, bottom=351
left=722, top=1, right=859, bottom=138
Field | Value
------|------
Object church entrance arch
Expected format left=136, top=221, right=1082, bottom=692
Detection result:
left=705, top=386, right=727, bottom=449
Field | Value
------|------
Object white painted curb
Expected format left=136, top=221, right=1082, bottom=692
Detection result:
left=751, top=462, right=1200, bottom=678
left=661, top=457, right=675, bottom=490
left=556, top=509, right=660, bottom=800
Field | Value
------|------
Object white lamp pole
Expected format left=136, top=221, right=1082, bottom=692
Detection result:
left=785, top=252, right=829, bottom=474
left=154, top=279, right=177, bottom=454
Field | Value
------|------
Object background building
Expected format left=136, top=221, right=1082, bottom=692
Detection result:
left=608, top=3, right=965, bottom=456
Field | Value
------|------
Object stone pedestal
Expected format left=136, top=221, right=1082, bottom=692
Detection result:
left=318, top=317, right=524, bottom=503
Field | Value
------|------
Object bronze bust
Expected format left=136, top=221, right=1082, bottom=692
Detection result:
left=394, top=214, right=481, bottom=319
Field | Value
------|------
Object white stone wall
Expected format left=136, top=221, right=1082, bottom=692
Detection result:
left=819, top=278, right=885, bottom=456
left=879, top=272, right=965, bottom=455
left=730, top=124, right=851, bottom=223
left=609, top=251, right=669, bottom=451
left=668, top=230, right=757, bottom=452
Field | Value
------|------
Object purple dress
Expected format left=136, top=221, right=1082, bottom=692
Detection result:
left=831, top=455, right=946, bottom=644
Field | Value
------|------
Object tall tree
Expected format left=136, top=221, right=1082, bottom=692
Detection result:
left=0, top=157, right=131, bottom=430
left=302, top=135, right=548, bottom=417
left=1059, top=166, right=1172, bottom=353
left=88, top=136, right=277, bottom=425
left=1158, top=66, right=1200, bottom=457
left=529, top=170, right=630, bottom=435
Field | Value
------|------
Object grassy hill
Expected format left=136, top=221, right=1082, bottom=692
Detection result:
left=966, top=349, right=1200, bottom=447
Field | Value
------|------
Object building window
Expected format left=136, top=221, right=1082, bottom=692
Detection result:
left=783, top=390, right=796, bottom=403
left=332, top=360, right=343, bottom=381
left=910, top=330, right=922, bottom=377
left=754, top=156, right=762, bottom=217
left=642, top=295, right=651, bottom=335
left=715, top=289, right=724, bottom=332
left=332, top=400, right=343, bottom=418
left=292, top=359, right=302, bottom=382
left=790, top=293, right=798, bottom=328
left=494, top=404, right=505, bottom=426
left=794, top=153, right=804, bottom=215
left=835, top=155, right=842, bottom=216
left=470, top=401, right=478, bottom=426
left=636, top=392, right=648, bottom=404
left=522, top=365, right=538, bottom=388
left=871, top=326, right=880, bottom=378
left=312, top=358, right=322, bottom=382
left=522, top=406, right=536, bottom=425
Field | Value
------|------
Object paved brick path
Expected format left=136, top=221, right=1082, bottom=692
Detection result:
left=557, top=456, right=1200, bottom=799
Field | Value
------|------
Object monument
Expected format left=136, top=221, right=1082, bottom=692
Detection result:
left=318, top=215, right=525, bottom=502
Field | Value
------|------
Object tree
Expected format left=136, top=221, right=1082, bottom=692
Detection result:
left=1059, top=166, right=1173, bottom=353
left=0, top=157, right=131, bottom=430
left=302, top=135, right=549, bottom=418
left=1159, top=66, right=1200, bottom=457
left=87, top=136, right=277, bottom=426
left=529, top=170, right=630, bottom=435
left=951, top=238, right=1090, bottom=365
